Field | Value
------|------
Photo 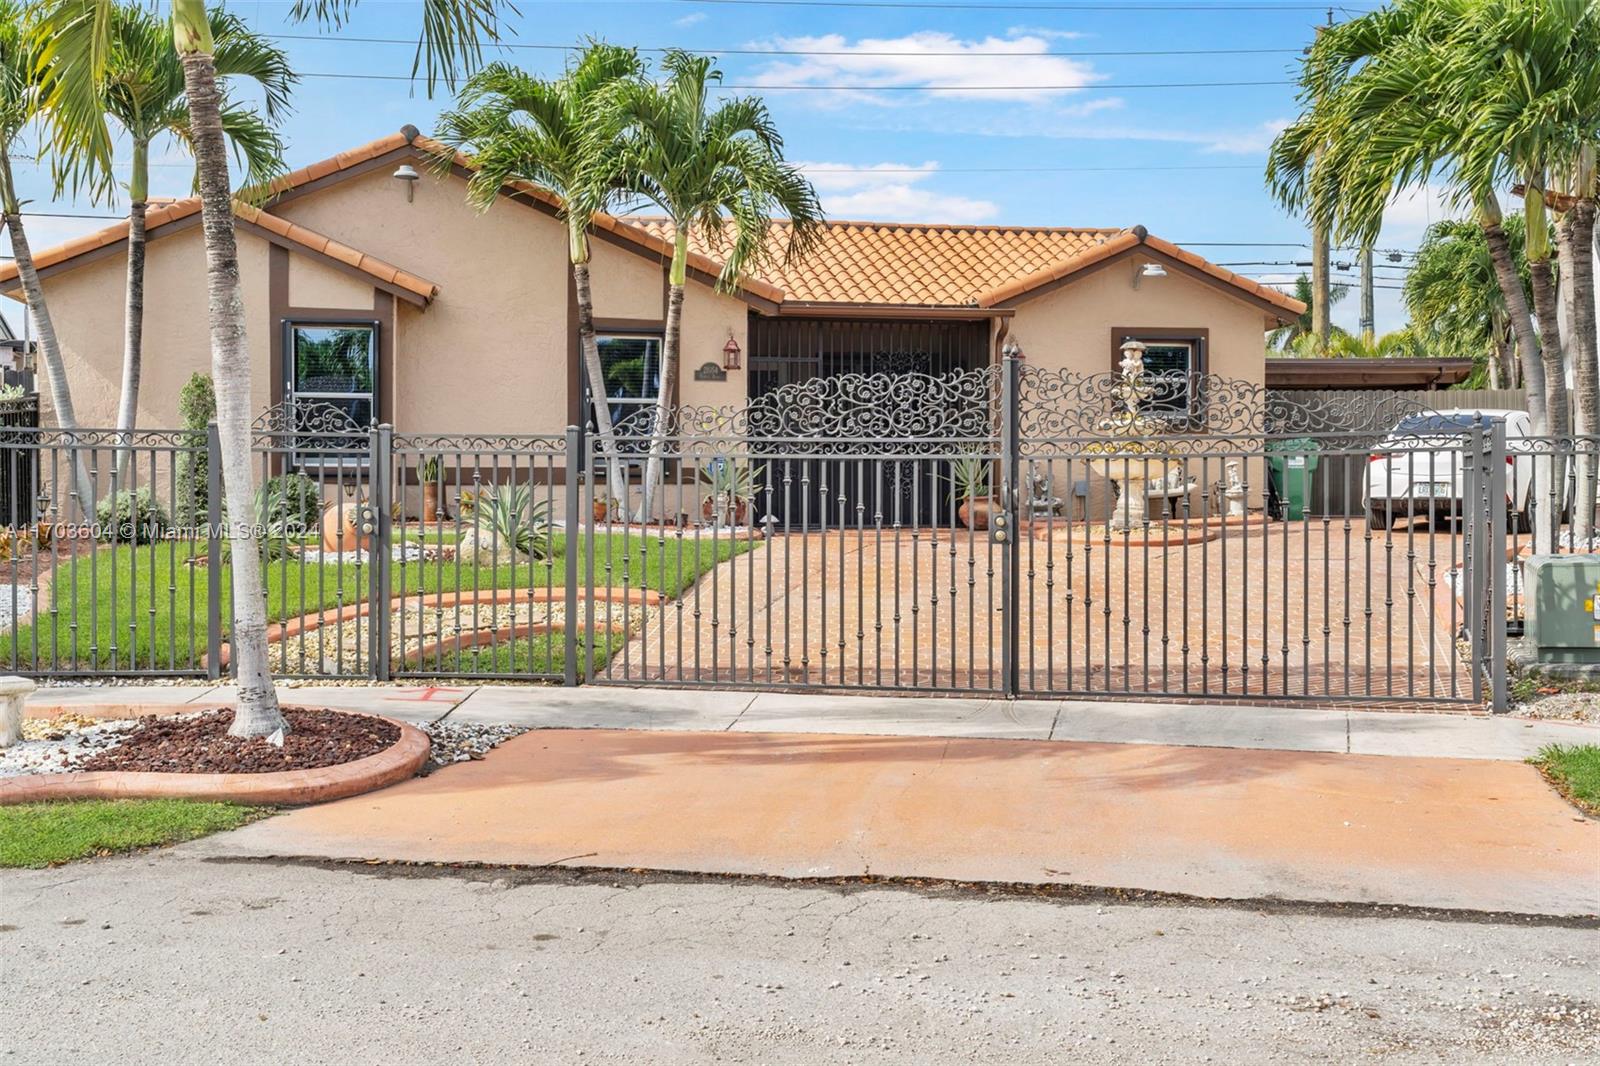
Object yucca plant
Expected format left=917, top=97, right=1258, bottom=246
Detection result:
left=948, top=454, right=991, bottom=505
left=475, top=483, right=552, bottom=560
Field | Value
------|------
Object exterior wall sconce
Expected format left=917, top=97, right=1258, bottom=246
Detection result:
left=393, top=164, right=420, bottom=202
left=1131, top=260, right=1167, bottom=289
left=722, top=333, right=742, bottom=370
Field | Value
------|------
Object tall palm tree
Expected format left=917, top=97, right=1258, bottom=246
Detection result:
left=0, top=1, right=94, bottom=516
left=52, top=3, right=292, bottom=467
left=602, top=51, right=822, bottom=519
left=1267, top=273, right=1350, bottom=352
left=434, top=44, right=643, bottom=494
left=36, top=0, right=512, bottom=738
left=1404, top=216, right=1530, bottom=388
left=1265, top=0, right=1552, bottom=431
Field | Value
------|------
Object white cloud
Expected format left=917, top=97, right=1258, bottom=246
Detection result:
left=797, top=161, right=999, bottom=223
left=748, top=31, right=1107, bottom=104
left=1377, top=183, right=1463, bottom=242
left=1199, top=119, right=1292, bottom=155
left=674, top=12, right=707, bottom=27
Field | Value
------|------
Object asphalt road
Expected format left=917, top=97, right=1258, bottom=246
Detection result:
left=2, top=850, right=1596, bottom=1064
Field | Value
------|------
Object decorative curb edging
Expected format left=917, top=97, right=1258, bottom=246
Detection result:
left=0, top=714, right=430, bottom=806
left=209, top=586, right=660, bottom=669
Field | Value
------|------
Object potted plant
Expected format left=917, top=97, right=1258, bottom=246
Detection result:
left=419, top=455, right=449, bottom=522
left=593, top=494, right=623, bottom=523
left=950, top=454, right=993, bottom=529
left=700, top=460, right=759, bottom=527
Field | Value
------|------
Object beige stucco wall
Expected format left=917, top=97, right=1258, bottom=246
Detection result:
left=1007, top=251, right=1271, bottom=383
left=287, top=253, right=373, bottom=311
left=588, top=236, right=665, bottom=322
left=20, top=222, right=273, bottom=431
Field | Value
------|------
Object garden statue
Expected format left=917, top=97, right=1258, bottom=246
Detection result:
left=1027, top=470, right=1062, bottom=519
left=1223, top=460, right=1247, bottom=519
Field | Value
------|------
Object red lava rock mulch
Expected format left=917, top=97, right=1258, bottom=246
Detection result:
left=78, top=709, right=399, bottom=775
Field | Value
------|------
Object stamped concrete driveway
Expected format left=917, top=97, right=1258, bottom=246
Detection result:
left=602, top=521, right=1472, bottom=706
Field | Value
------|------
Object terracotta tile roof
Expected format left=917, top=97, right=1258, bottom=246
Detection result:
left=0, top=190, right=439, bottom=305
left=621, top=218, right=1121, bottom=307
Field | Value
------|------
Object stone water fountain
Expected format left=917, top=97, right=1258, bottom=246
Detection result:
left=1095, top=339, right=1194, bottom=531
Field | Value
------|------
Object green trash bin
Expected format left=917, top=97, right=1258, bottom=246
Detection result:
left=1266, top=438, right=1322, bottom=520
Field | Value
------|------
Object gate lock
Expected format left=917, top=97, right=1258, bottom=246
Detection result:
left=357, top=504, right=378, bottom=536
left=991, top=512, right=1009, bottom=543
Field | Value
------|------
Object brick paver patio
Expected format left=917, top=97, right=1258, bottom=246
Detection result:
left=602, top=520, right=1476, bottom=706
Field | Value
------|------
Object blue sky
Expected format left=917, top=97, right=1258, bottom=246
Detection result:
left=4, top=0, right=1453, bottom=338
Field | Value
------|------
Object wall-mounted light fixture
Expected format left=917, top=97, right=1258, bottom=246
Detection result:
left=1132, top=260, right=1167, bottom=288
left=393, top=163, right=420, bottom=203
left=722, top=332, right=742, bottom=370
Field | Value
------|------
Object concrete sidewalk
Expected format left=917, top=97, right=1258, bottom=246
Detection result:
left=28, top=681, right=1600, bottom=761
left=198, top=727, right=1600, bottom=917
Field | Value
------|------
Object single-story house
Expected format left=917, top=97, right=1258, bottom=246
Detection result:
left=1, top=125, right=1304, bottom=445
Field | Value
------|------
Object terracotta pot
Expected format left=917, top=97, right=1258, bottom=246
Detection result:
left=702, top=495, right=750, bottom=527
left=958, top=498, right=992, bottom=530
left=421, top=482, right=449, bottom=522
left=320, top=499, right=370, bottom=552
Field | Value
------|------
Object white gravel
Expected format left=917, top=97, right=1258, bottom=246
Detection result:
left=419, top=720, right=530, bottom=771
left=295, top=543, right=442, bottom=565
left=0, top=583, right=34, bottom=632
left=0, top=714, right=137, bottom=777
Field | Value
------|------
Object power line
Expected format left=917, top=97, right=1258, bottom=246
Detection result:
left=265, top=32, right=1304, bottom=59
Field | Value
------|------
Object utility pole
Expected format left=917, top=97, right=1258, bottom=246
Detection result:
left=1358, top=245, right=1375, bottom=344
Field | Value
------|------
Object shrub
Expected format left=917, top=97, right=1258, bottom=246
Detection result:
left=175, top=374, right=215, bottom=528
left=95, top=489, right=169, bottom=544
left=262, top=473, right=324, bottom=535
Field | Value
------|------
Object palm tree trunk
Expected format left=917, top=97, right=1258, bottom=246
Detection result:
left=571, top=229, right=625, bottom=497
left=640, top=233, right=687, bottom=524
left=115, top=187, right=148, bottom=480
left=1564, top=201, right=1599, bottom=545
left=1481, top=216, right=1545, bottom=430
left=0, top=150, right=95, bottom=520
left=178, top=26, right=285, bottom=738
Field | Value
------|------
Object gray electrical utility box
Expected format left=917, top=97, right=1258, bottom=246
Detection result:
left=1522, top=555, right=1600, bottom=664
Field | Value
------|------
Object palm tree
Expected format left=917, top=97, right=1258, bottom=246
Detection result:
left=434, top=44, right=643, bottom=495
left=0, top=1, right=94, bottom=516
left=51, top=3, right=292, bottom=469
left=35, top=0, right=512, bottom=738
left=1267, top=273, right=1350, bottom=352
left=602, top=51, right=822, bottom=519
left=1265, top=0, right=1552, bottom=431
left=1404, top=216, right=1530, bottom=388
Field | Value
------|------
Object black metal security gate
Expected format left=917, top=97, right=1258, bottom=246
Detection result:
left=748, top=317, right=989, bottom=528
left=584, top=358, right=1502, bottom=708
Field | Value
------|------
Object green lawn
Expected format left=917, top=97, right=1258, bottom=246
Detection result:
left=1529, top=744, right=1600, bottom=816
left=424, top=630, right=627, bottom=676
left=0, top=531, right=749, bottom=673
left=0, top=799, right=265, bottom=868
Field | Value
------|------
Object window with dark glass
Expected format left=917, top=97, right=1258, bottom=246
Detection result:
left=287, top=322, right=376, bottom=462
left=1129, top=337, right=1199, bottom=419
left=594, top=334, right=662, bottom=434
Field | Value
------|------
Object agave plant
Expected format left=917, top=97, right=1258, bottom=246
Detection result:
left=947, top=454, right=991, bottom=505
left=699, top=459, right=759, bottom=502
left=475, top=484, right=552, bottom=560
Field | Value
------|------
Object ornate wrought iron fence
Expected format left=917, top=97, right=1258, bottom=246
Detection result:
left=0, top=366, right=1527, bottom=709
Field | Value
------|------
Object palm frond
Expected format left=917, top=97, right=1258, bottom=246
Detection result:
left=289, top=0, right=516, bottom=96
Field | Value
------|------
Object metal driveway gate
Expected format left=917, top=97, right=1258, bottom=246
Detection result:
left=583, top=357, right=1500, bottom=708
